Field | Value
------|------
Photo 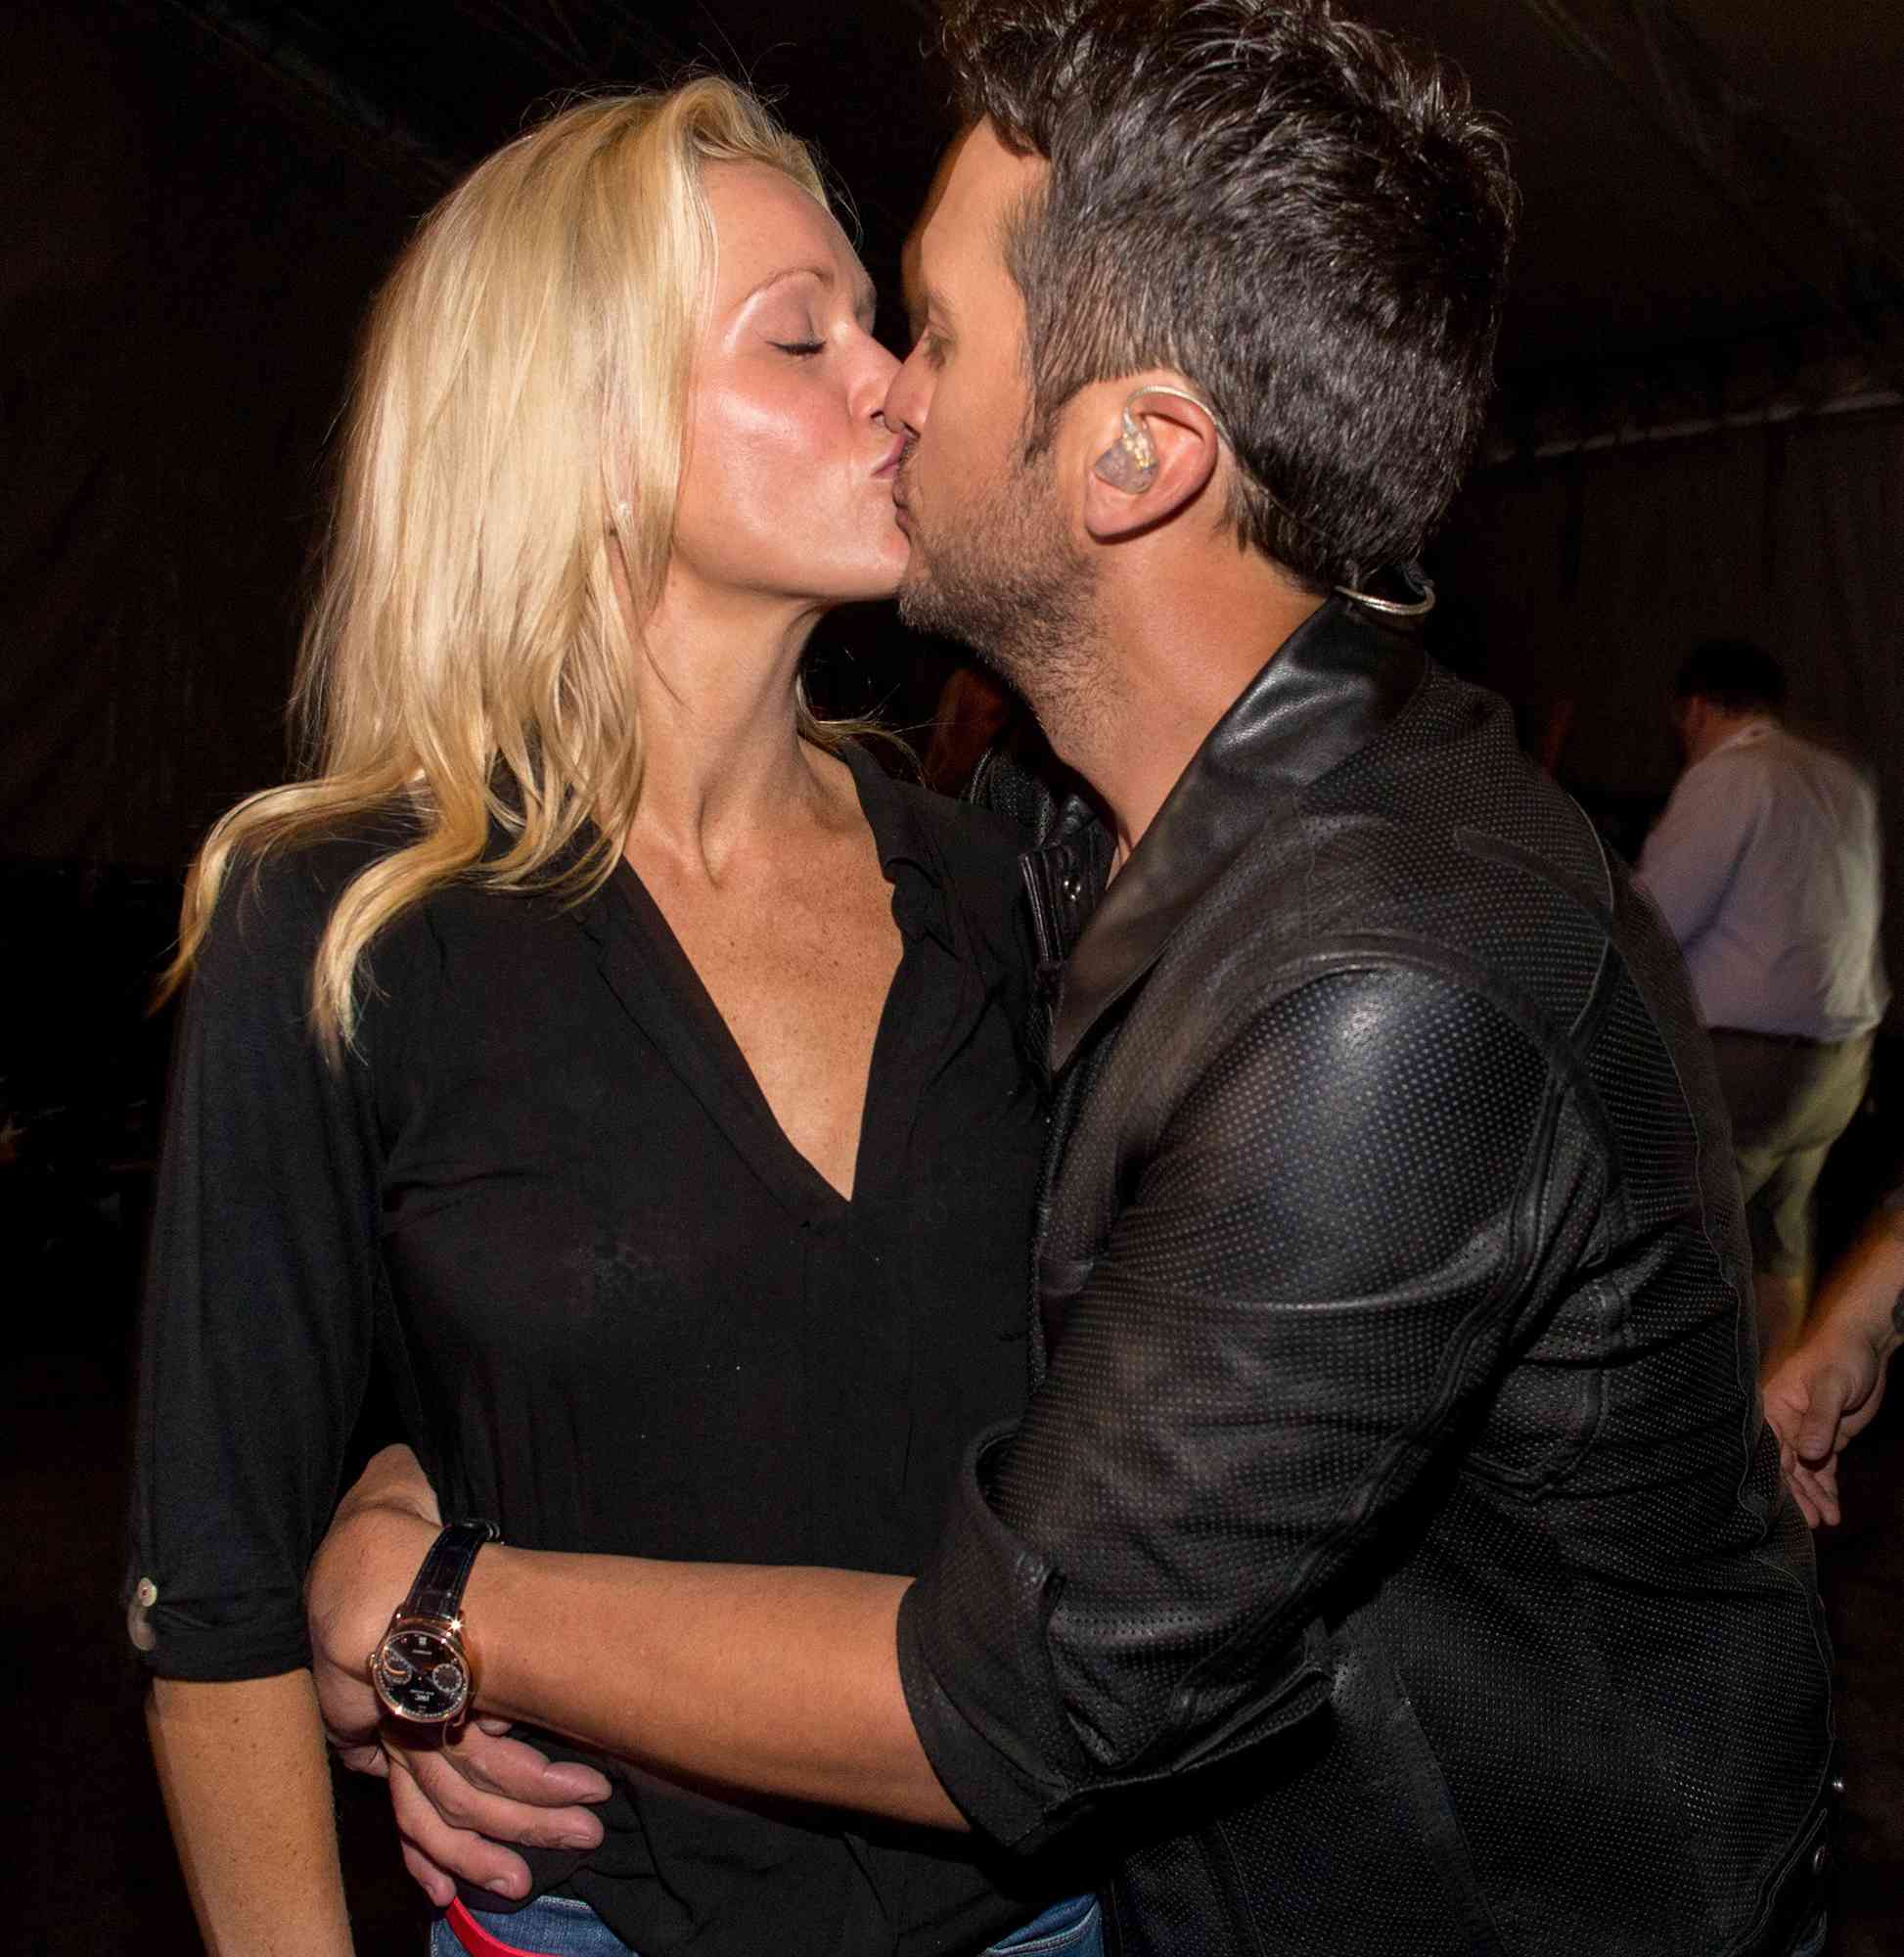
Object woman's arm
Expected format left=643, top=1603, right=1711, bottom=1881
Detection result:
left=147, top=1672, right=353, bottom=1956
left=132, top=851, right=393, bottom=1943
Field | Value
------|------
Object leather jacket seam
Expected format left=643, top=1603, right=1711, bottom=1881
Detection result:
left=1195, top=1822, right=1270, bottom=1957
left=1161, top=930, right=1617, bottom=1158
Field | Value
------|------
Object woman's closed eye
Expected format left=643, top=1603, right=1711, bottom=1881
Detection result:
left=770, top=338, right=826, bottom=357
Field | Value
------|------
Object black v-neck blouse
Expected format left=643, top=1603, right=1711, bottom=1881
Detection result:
left=128, top=747, right=1050, bottom=1955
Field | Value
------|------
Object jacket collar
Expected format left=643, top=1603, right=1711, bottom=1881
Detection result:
left=1047, top=595, right=1427, bottom=1073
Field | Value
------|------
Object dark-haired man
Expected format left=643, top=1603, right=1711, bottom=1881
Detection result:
left=308, top=7, right=1836, bottom=1951
left=1638, top=639, right=1886, bottom=1374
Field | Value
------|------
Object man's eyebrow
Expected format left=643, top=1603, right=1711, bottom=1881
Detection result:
left=906, top=280, right=958, bottom=339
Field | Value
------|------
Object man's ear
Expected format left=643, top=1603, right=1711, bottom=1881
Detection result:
left=1081, top=385, right=1223, bottom=542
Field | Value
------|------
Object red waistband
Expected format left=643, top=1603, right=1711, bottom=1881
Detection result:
left=443, top=1896, right=561, bottom=1957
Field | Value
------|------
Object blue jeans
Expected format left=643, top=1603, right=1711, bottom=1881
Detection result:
left=989, top=1890, right=1105, bottom=1955
left=433, top=1889, right=1105, bottom=1956
left=433, top=1895, right=627, bottom=1957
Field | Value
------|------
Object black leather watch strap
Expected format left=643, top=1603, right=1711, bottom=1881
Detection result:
left=404, top=1519, right=502, bottom=1622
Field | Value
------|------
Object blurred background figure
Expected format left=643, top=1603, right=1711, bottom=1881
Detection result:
left=1637, top=639, right=1887, bottom=1371
left=1765, top=1187, right=1904, bottom=1525
left=920, top=662, right=1015, bottom=795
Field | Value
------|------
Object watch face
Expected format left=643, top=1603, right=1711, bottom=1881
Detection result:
left=372, top=1624, right=470, bottom=1723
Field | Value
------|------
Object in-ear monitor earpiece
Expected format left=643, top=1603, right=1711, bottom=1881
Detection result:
left=1093, top=407, right=1159, bottom=492
left=1091, top=383, right=1227, bottom=494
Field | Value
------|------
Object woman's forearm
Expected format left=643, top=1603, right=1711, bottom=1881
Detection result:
left=466, top=1549, right=964, bottom=1829
left=147, top=1670, right=355, bottom=1956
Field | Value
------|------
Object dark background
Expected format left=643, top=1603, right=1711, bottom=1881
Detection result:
left=4, top=1, right=1902, bottom=1950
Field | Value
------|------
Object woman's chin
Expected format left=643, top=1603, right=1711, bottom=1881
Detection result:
left=835, top=551, right=910, bottom=608
left=784, top=528, right=909, bottom=610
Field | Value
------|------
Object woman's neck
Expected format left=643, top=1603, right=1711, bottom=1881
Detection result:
left=623, top=586, right=837, bottom=881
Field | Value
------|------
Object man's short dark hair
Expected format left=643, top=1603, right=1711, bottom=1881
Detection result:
left=1673, top=640, right=1789, bottom=716
left=938, top=0, right=1517, bottom=593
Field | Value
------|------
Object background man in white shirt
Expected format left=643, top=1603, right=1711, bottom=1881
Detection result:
left=1638, top=638, right=1887, bottom=1371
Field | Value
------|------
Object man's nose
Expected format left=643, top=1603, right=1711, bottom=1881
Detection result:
left=882, top=354, right=927, bottom=438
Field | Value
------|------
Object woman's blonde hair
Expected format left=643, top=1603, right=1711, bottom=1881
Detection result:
left=163, top=79, right=837, bottom=1057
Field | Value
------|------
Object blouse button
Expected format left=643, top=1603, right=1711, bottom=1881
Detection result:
left=127, top=1576, right=159, bottom=1653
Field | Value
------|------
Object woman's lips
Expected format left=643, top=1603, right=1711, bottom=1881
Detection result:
left=872, top=432, right=907, bottom=478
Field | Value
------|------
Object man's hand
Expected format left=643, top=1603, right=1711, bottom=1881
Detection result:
left=1762, top=1322, right=1887, bottom=1528
left=306, top=1444, right=442, bottom=1747
left=305, top=1445, right=611, bottom=1905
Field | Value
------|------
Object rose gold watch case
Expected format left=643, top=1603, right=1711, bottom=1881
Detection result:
left=368, top=1613, right=475, bottom=1725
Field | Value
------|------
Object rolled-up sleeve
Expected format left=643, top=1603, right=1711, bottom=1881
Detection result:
left=898, top=961, right=1602, bottom=1850
left=126, top=855, right=385, bottom=1680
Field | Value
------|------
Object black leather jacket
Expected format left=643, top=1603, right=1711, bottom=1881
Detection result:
left=897, top=600, right=1835, bottom=1956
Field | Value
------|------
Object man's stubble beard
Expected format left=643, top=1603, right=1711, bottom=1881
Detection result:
left=896, top=445, right=1103, bottom=740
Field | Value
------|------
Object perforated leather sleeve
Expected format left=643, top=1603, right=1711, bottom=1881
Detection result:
left=898, top=954, right=1604, bottom=1849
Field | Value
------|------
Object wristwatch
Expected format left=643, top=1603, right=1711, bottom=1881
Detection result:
left=368, top=1519, right=502, bottom=1725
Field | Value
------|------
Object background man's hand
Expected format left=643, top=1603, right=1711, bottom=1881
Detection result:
left=1761, top=1204, right=1904, bottom=1528
left=1762, top=1323, right=1887, bottom=1527
left=305, top=1445, right=611, bottom=1905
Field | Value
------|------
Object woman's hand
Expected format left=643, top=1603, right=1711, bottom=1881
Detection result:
left=305, top=1445, right=611, bottom=1905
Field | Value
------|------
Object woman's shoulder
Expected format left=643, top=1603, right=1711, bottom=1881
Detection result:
left=901, top=775, right=1032, bottom=862
left=826, top=737, right=1020, bottom=880
left=188, top=815, right=450, bottom=1056
left=204, top=813, right=423, bottom=954
left=861, top=760, right=1040, bottom=984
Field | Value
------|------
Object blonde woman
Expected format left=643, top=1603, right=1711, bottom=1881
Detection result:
left=131, top=82, right=1064, bottom=1956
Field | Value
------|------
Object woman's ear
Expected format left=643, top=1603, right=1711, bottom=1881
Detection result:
left=1082, top=384, right=1223, bottom=541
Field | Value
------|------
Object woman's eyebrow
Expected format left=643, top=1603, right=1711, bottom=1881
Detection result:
left=741, top=265, right=879, bottom=323
left=743, top=264, right=833, bottom=303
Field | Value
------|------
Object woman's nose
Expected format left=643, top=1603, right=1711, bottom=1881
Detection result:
left=856, top=340, right=901, bottom=417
